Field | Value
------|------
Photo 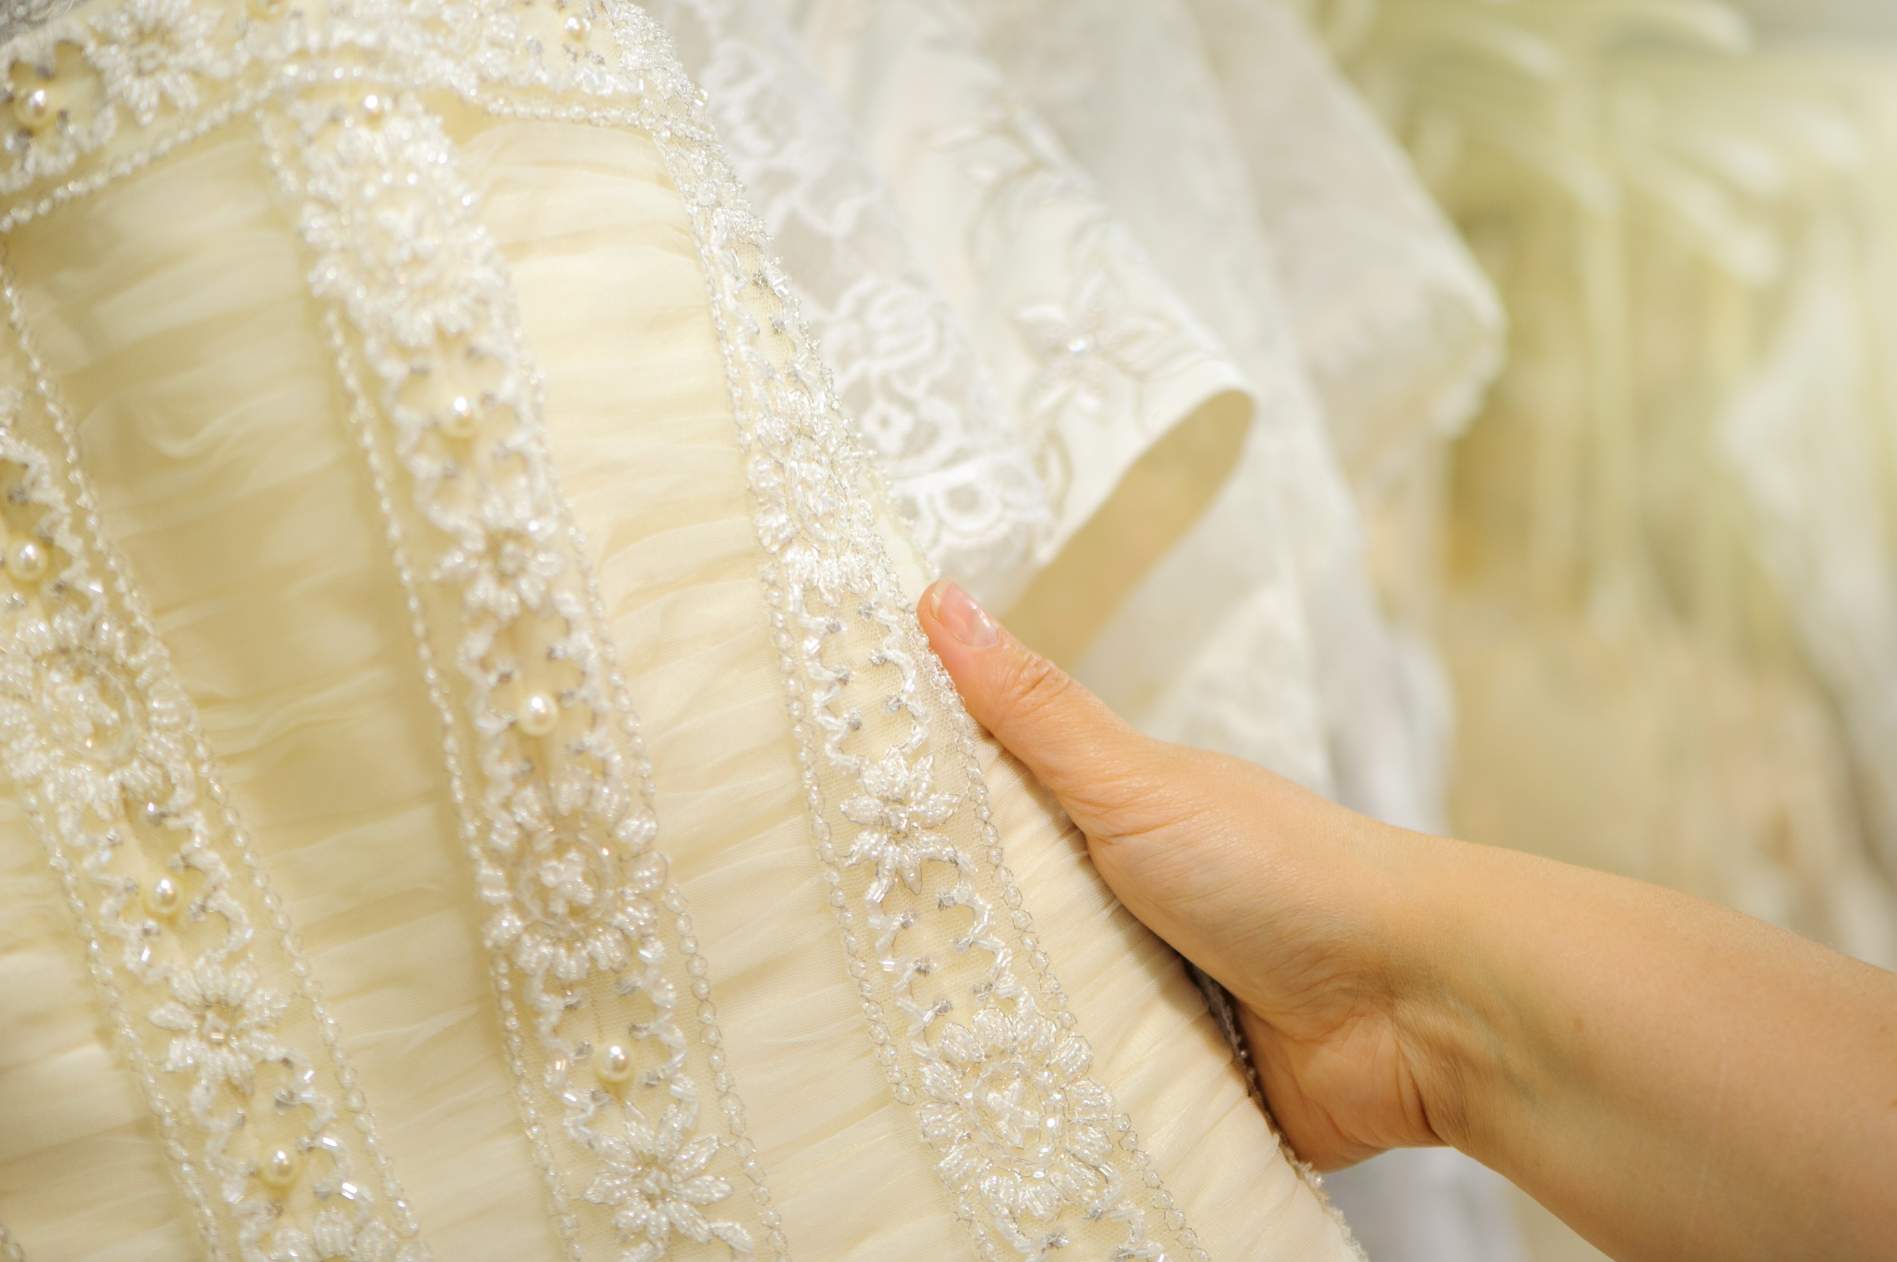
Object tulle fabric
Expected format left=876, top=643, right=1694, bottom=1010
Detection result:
left=0, top=91, right=1360, bottom=1261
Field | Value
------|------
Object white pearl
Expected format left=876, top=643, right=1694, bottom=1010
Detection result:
left=258, top=1145, right=300, bottom=1190
left=11, top=86, right=51, bottom=131
left=440, top=394, right=478, bottom=438
left=6, top=538, right=46, bottom=583
left=360, top=91, right=387, bottom=120
left=144, top=875, right=182, bottom=918
left=517, top=690, right=559, bottom=738
left=564, top=14, right=590, bottom=40
left=595, top=1042, right=633, bottom=1085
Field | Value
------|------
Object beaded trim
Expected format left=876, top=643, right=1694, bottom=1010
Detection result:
left=615, top=11, right=1208, bottom=1253
left=0, top=271, right=427, bottom=1260
left=0, top=1, right=1224, bottom=1259
left=257, top=82, right=779, bottom=1262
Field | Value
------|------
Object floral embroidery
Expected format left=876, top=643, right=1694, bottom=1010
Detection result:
left=839, top=752, right=961, bottom=901
left=150, top=962, right=290, bottom=1103
left=0, top=598, right=181, bottom=824
left=269, top=1210, right=402, bottom=1262
left=87, top=0, right=216, bottom=126
left=1015, top=262, right=1202, bottom=425
left=919, top=1007, right=1113, bottom=1222
left=258, top=80, right=776, bottom=1262
left=622, top=1, right=1209, bottom=1251
left=0, top=316, right=424, bottom=1258
left=585, top=1107, right=751, bottom=1262
left=0, top=2, right=1218, bottom=1259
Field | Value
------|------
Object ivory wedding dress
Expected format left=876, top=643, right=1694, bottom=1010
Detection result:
left=0, top=1, right=1370, bottom=1259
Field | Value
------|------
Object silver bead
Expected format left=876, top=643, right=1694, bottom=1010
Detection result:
left=11, top=86, right=52, bottom=132
left=517, top=690, right=559, bottom=737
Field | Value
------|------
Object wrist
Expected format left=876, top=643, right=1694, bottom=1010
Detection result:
left=1375, top=829, right=1521, bottom=1160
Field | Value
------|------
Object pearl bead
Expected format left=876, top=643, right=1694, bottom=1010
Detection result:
left=564, top=14, right=590, bottom=40
left=6, top=538, right=46, bottom=583
left=517, top=690, right=559, bottom=738
left=360, top=91, right=386, bottom=120
left=11, top=86, right=51, bottom=132
left=595, top=1042, right=633, bottom=1085
left=258, top=1145, right=300, bottom=1190
left=440, top=394, right=477, bottom=438
left=144, top=875, right=182, bottom=918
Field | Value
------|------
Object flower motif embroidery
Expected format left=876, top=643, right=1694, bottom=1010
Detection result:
left=537, top=847, right=596, bottom=919
left=149, top=961, right=290, bottom=1102
left=839, top=752, right=960, bottom=901
left=269, top=1209, right=404, bottom=1262
left=918, top=1005, right=1113, bottom=1223
left=88, top=0, right=217, bottom=127
left=584, top=1104, right=753, bottom=1262
left=292, top=103, right=496, bottom=351
left=0, top=600, right=189, bottom=824
left=1014, top=268, right=1184, bottom=424
left=479, top=849, right=653, bottom=983
left=432, top=488, right=564, bottom=624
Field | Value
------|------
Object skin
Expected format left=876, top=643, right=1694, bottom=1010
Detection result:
left=917, top=579, right=1897, bottom=1262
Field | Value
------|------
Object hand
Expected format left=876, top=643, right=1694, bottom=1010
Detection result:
left=917, top=579, right=1449, bottom=1169
left=918, top=579, right=1897, bottom=1262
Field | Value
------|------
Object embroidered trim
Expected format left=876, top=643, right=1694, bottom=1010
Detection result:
left=257, top=83, right=780, bottom=1262
left=599, top=7, right=1209, bottom=1258
left=0, top=2, right=1230, bottom=1259
left=0, top=269, right=427, bottom=1261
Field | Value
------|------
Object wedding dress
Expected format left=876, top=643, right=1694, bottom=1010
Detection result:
left=655, top=8, right=1515, bottom=1261
left=0, top=1, right=1367, bottom=1259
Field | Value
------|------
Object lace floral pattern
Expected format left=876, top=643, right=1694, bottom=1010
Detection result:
left=0, top=295, right=424, bottom=1258
left=654, top=0, right=1053, bottom=607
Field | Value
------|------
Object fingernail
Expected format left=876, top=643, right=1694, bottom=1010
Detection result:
left=930, top=580, right=998, bottom=648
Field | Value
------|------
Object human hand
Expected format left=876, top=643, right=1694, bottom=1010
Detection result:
left=919, top=578, right=1897, bottom=1262
left=916, top=579, right=1450, bottom=1170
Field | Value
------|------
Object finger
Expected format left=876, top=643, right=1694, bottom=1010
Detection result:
left=917, top=579, right=1154, bottom=830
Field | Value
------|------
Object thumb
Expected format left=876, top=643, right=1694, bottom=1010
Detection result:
left=917, top=579, right=1163, bottom=837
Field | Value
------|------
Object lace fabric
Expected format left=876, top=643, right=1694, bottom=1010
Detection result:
left=724, top=0, right=1499, bottom=829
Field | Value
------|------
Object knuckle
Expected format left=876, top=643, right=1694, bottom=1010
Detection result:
left=999, top=650, right=1074, bottom=725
